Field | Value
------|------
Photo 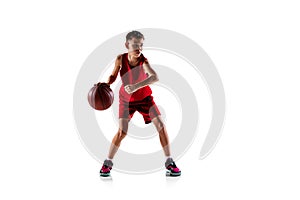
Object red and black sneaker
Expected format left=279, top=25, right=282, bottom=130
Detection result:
left=165, top=158, right=181, bottom=177
left=100, top=159, right=113, bottom=177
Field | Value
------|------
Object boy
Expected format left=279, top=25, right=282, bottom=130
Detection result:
left=100, top=30, right=181, bottom=177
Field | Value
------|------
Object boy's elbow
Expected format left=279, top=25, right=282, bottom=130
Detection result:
left=153, top=74, right=159, bottom=82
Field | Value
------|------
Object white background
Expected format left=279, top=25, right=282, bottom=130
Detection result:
left=1, top=0, right=299, bottom=199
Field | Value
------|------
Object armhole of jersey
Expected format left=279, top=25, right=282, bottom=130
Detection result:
left=141, top=58, right=147, bottom=76
left=144, top=58, right=148, bottom=65
left=119, top=54, right=123, bottom=70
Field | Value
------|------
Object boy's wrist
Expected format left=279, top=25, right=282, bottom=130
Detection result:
left=134, top=83, right=141, bottom=90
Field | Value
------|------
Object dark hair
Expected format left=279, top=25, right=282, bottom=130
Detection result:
left=126, top=30, right=144, bottom=41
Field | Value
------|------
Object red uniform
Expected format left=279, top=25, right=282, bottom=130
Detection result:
left=119, top=53, right=160, bottom=124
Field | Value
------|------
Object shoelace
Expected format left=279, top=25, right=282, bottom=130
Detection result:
left=101, top=165, right=111, bottom=170
left=167, top=162, right=177, bottom=168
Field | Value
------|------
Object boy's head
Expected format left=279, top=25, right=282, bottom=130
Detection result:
left=125, top=30, right=144, bottom=57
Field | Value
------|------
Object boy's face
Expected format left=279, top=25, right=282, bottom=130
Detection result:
left=126, top=37, right=144, bottom=58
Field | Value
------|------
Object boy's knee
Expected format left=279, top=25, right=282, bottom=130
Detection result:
left=117, top=128, right=127, bottom=138
left=155, top=121, right=165, bottom=131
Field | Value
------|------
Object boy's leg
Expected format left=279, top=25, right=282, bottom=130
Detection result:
left=152, top=116, right=170, bottom=157
left=107, top=118, right=129, bottom=159
left=100, top=118, right=129, bottom=177
left=152, top=115, right=181, bottom=176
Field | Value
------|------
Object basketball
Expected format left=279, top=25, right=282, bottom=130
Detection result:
left=87, top=82, right=114, bottom=110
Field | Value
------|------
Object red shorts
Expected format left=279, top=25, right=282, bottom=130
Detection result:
left=119, top=96, right=161, bottom=124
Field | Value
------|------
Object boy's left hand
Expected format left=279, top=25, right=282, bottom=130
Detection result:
left=124, top=84, right=138, bottom=94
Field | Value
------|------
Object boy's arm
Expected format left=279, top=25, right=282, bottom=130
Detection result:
left=124, top=60, right=159, bottom=94
left=107, top=55, right=122, bottom=85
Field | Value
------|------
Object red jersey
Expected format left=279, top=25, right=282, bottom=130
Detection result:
left=119, top=53, right=152, bottom=102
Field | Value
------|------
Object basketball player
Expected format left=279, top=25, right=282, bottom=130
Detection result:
left=100, top=31, right=181, bottom=177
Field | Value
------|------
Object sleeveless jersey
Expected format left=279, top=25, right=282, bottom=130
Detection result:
left=119, top=53, right=152, bottom=102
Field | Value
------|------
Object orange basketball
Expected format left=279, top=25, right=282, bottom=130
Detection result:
left=87, top=82, right=114, bottom=110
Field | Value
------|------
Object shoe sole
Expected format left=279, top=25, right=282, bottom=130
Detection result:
left=100, top=173, right=111, bottom=177
left=166, top=170, right=181, bottom=177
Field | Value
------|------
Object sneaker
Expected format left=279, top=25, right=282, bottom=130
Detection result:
left=100, top=159, right=113, bottom=177
left=165, top=158, right=181, bottom=177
